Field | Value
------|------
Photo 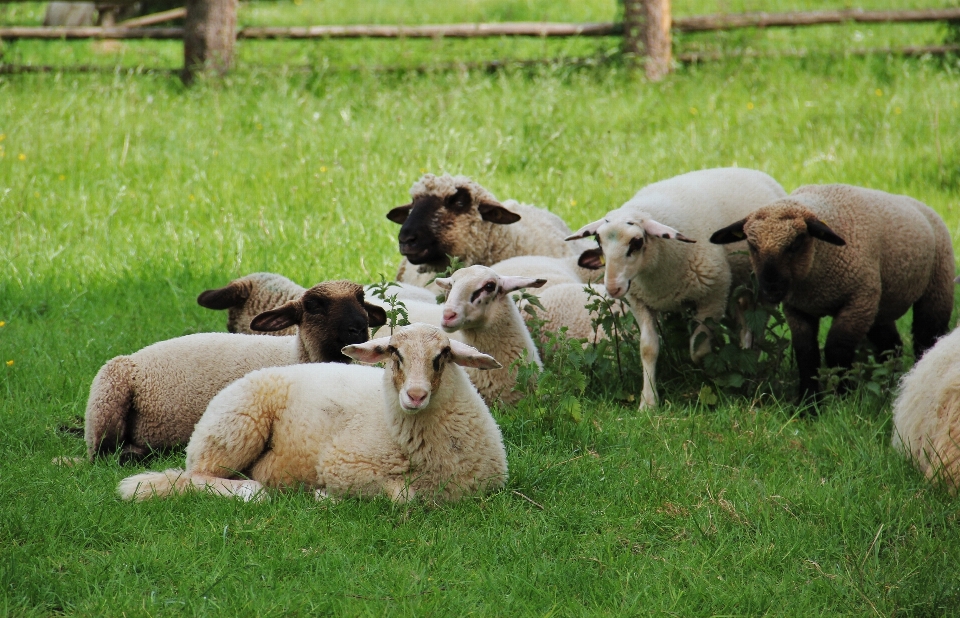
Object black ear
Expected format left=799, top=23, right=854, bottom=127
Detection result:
left=709, top=219, right=748, bottom=245
left=364, top=303, right=388, bottom=328
left=578, top=248, right=604, bottom=270
left=478, top=202, right=522, bottom=225
left=806, top=218, right=846, bottom=246
left=250, top=301, right=303, bottom=332
left=197, top=282, right=249, bottom=310
left=386, top=204, right=413, bottom=224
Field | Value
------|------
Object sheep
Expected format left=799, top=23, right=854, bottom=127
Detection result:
left=387, top=174, right=593, bottom=289
left=85, top=281, right=387, bottom=461
left=435, top=265, right=546, bottom=405
left=566, top=167, right=788, bottom=408
left=116, top=324, right=508, bottom=504
left=197, top=272, right=306, bottom=336
left=710, top=183, right=954, bottom=403
left=198, top=272, right=436, bottom=336
left=525, top=283, right=628, bottom=343
left=490, top=254, right=600, bottom=289
left=891, top=327, right=960, bottom=492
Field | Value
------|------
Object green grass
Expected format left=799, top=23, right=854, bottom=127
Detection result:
left=4, top=1, right=960, bottom=615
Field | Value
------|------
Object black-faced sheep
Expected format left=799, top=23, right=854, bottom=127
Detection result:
left=892, top=327, right=960, bottom=492
left=85, top=281, right=387, bottom=461
left=566, top=167, right=787, bottom=408
left=387, top=174, right=591, bottom=289
left=117, top=324, right=508, bottom=504
left=711, top=184, right=954, bottom=403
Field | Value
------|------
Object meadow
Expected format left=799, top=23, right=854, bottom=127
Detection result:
left=3, top=0, right=960, bottom=614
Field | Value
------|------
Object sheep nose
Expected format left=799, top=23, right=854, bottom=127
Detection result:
left=606, top=282, right=625, bottom=298
left=442, top=309, right=458, bottom=322
left=398, top=229, right=418, bottom=244
left=406, top=387, right=428, bottom=407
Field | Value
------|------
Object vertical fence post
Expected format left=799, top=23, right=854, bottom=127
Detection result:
left=183, top=0, right=237, bottom=83
left=622, top=0, right=672, bottom=81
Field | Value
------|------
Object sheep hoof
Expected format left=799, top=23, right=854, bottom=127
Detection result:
left=235, top=482, right=268, bottom=503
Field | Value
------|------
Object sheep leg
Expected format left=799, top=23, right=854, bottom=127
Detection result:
left=824, top=302, right=877, bottom=396
left=912, top=291, right=952, bottom=360
left=866, top=321, right=902, bottom=359
left=783, top=305, right=821, bottom=405
left=635, top=304, right=659, bottom=409
left=734, top=294, right=761, bottom=350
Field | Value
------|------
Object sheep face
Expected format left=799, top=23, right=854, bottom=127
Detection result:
left=710, top=205, right=846, bottom=304
left=434, top=265, right=546, bottom=332
left=567, top=214, right=695, bottom=299
left=385, top=174, right=521, bottom=267
left=197, top=273, right=304, bottom=336
left=250, top=281, right=388, bottom=363
left=343, top=323, right=501, bottom=412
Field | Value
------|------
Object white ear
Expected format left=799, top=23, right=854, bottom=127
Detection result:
left=434, top=277, right=453, bottom=291
left=642, top=219, right=696, bottom=243
left=449, top=339, right=502, bottom=370
left=566, top=219, right=605, bottom=241
left=342, top=336, right=392, bottom=364
left=499, top=276, right=547, bottom=295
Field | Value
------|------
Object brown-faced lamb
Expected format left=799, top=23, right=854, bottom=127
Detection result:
left=710, top=184, right=954, bottom=403
left=387, top=174, right=592, bottom=289
left=85, top=281, right=387, bottom=461
left=198, top=272, right=435, bottom=336
left=197, top=272, right=306, bottom=336
left=891, top=327, right=960, bottom=492
left=117, top=324, right=508, bottom=504
left=566, top=167, right=787, bottom=408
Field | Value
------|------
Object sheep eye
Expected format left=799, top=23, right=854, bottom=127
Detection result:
left=483, top=282, right=496, bottom=293
left=432, top=353, right=443, bottom=371
left=388, top=346, right=403, bottom=364
left=787, top=235, right=806, bottom=253
left=626, top=237, right=644, bottom=256
left=303, top=297, right=328, bottom=314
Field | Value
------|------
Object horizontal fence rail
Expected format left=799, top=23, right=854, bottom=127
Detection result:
left=3, top=8, right=960, bottom=40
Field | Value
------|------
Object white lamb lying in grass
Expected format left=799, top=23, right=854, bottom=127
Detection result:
left=117, top=324, right=508, bottom=504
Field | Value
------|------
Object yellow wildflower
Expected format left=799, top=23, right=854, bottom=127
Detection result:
left=5, top=360, right=12, bottom=367
left=18, top=153, right=26, bottom=161
left=895, top=107, right=902, bottom=115
left=0, top=321, right=5, bottom=327
left=570, top=199, right=577, bottom=206
left=59, top=175, right=66, bottom=181
left=689, top=107, right=698, bottom=115
left=747, top=102, right=754, bottom=110
left=320, top=166, right=327, bottom=173
left=0, top=134, right=5, bottom=141
left=875, top=89, right=883, bottom=97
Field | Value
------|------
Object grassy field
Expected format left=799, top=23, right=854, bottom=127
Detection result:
left=3, top=1, right=960, bottom=615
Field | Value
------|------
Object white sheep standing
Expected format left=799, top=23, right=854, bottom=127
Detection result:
left=435, top=265, right=545, bottom=405
left=387, top=174, right=593, bottom=289
left=892, top=327, right=960, bottom=491
left=117, top=324, right=508, bottom=504
left=86, top=281, right=387, bottom=461
left=566, top=167, right=787, bottom=408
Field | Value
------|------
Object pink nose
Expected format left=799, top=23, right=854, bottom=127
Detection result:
left=606, top=283, right=625, bottom=298
left=406, top=387, right=428, bottom=407
left=442, top=309, right=458, bottom=322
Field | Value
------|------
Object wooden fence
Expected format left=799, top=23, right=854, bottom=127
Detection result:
left=2, top=1, right=959, bottom=83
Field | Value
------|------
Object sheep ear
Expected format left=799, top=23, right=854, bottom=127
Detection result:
left=709, top=219, right=748, bottom=245
left=806, top=218, right=846, bottom=246
left=386, top=204, right=413, bottom=224
left=250, top=300, right=302, bottom=332
left=478, top=202, right=521, bottom=225
left=499, top=276, right=546, bottom=295
left=642, top=219, right=695, bottom=243
left=342, top=337, right=393, bottom=364
left=363, top=303, right=388, bottom=328
left=566, top=219, right=604, bottom=241
left=578, top=248, right=604, bottom=270
left=449, top=339, right=502, bottom=370
left=197, top=280, right=250, bottom=310
left=434, top=277, right=453, bottom=291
